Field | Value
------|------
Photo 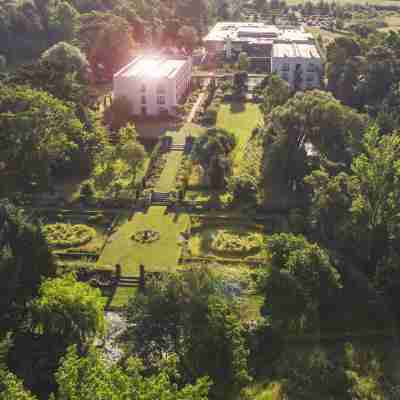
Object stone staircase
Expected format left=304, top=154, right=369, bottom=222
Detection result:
left=168, top=143, right=185, bottom=151
left=117, top=276, right=140, bottom=287
left=151, top=191, right=170, bottom=206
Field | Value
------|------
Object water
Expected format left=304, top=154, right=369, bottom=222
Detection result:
left=101, top=311, right=127, bottom=364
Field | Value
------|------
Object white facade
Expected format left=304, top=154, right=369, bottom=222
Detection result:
left=203, top=23, right=322, bottom=89
left=271, top=42, right=322, bottom=90
left=113, top=55, right=192, bottom=117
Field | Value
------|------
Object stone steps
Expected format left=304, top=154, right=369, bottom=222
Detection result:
left=151, top=191, right=170, bottom=205
left=168, top=144, right=185, bottom=151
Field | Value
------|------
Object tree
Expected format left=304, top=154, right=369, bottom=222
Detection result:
left=178, top=25, right=198, bottom=52
left=305, top=125, right=400, bottom=279
left=48, top=1, right=79, bottom=42
left=0, top=55, right=6, bottom=71
left=0, top=85, right=97, bottom=192
left=232, top=71, right=248, bottom=99
left=78, top=12, right=135, bottom=80
left=54, top=346, right=210, bottom=400
left=0, top=370, right=37, bottom=400
left=127, top=268, right=250, bottom=397
left=0, top=201, right=55, bottom=332
left=260, top=74, right=291, bottom=117
left=261, top=234, right=342, bottom=334
left=326, top=36, right=364, bottom=107
left=40, top=42, right=88, bottom=76
left=228, top=174, right=258, bottom=205
left=29, top=274, right=106, bottom=346
left=88, top=123, right=146, bottom=199
left=192, top=128, right=236, bottom=189
left=238, top=52, right=250, bottom=71
left=104, top=96, right=132, bottom=131
left=262, top=90, right=367, bottom=206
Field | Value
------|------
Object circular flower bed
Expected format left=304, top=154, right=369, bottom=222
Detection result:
left=43, top=223, right=96, bottom=248
left=210, top=230, right=261, bottom=256
left=132, top=229, right=160, bottom=244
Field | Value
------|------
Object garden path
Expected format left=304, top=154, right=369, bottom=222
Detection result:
left=99, top=84, right=210, bottom=307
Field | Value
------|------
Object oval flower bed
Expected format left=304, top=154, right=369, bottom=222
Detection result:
left=132, top=229, right=160, bottom=244
left=210, top=230, right=262, bottom=256
left=43, top=223, right=96, bottom=248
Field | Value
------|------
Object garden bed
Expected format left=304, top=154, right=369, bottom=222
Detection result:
left=37, top=209, right=119, bottom=261
left=187, top=223, right=269, bottom=260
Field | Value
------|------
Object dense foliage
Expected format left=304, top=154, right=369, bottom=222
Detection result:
left=127, top=269, right=251, bottom=398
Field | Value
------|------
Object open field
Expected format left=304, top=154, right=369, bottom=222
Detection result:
left=216, top=102, right=262, bottom=173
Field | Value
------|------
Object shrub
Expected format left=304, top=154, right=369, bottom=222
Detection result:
left=88, top=213, right=105, bottom=224
left=43, top=223, right=96, bottom=248
left=202, top=107, right=218, bottom=125
left=211, top=230, right=262, bottom=256
left=80, top=181, right=95, bottom=203
left=228, top=174, right=258, bottom=204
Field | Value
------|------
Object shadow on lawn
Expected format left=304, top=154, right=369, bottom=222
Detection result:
left=229, top=102, right=245, bottom=114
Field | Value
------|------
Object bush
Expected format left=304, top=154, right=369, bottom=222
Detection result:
left=211, top=230, right=262, bottom=255
left=87, top=213, right=105, bottom=224
left=202, top=107, right=218, bottom=125
left=228, top=174, right=258, bottom=204
left=80, top=181, right=95, bottom=204
left=43, top=223, right=96, bottom=248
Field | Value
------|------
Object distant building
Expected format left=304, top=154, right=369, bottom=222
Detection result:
left=113, top=54, right=192, bottom=117
left=203, top=22, right=322, bottom=88
left=271, top=41, right=322, bottom=90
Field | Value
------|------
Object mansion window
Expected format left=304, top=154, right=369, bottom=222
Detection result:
left=307, top=63, right=316, bottom=72
left=282, top=72, right=289, bottom=81
left=141, top=95, right=146, bottom=104
left=157, top=95, right=166, bottom=105
left=306, top=74, right=314, bottom=82
left=282, top=63, right=290, bottom=71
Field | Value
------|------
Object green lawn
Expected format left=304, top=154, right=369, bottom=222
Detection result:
left=109, top=286, right=138, bottom=309
left=216, top=102, right=263, bottom=172
left=98, top=206, right=189, bottom=275
left=155, top=150, right=183, bottom=192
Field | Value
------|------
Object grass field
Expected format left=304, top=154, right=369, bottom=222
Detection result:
left=109, top=286, right=138, bottom=309
left=98, top=206, right=189, bottom=275
left=216, top=102, right=263, bottom=173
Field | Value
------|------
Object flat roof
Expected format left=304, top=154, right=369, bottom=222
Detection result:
left=115, top=55, right=188, bottom=79
left=278, top=29, right=314, bottom=43
left=204, top=22, right=280, bottom=42
left=272, top=42, right=320, bottom=58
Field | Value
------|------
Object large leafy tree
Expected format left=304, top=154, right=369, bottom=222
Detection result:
left=53, top=345, right=210, bottom=400
left=40, top=42, right=88, bottom=76
left=0, top=201, right=55, bottom=332
left=192, top=128, right=236, bottom=189
left=78, top=12, right=135, bottom=80
left=260, top=234, right=342, bottom=334
left=326, top=36, right=364, bottom=107
left=127, top=269, right=251, bottom=398
left=29, top=274, right=106, bottom=346
left=260, top=74, right=291, bottom=117
left=0, top=370, right=37, bottom=400
left=88, top=123, right=146, bottom=200
left=6, top=275, right=105, bottom=398
left=262, top=90, right=367, bottom=207
left=306, top=125, right=400, bottom=280
left=0, top=85, right=100, bottom=192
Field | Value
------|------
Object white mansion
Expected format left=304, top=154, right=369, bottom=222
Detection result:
left=113, top=55, right=192, bottom=117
